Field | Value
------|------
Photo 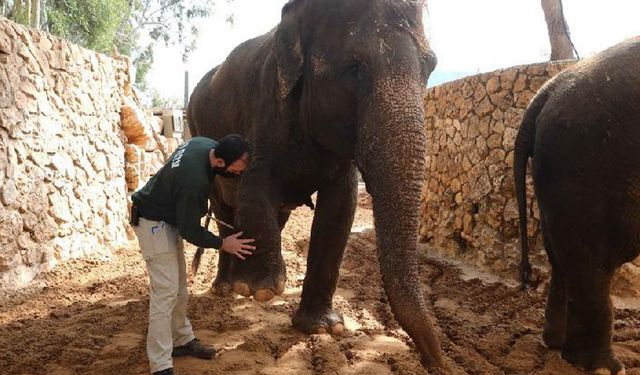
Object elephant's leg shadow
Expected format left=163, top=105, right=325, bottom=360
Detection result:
left=293, top=163, right=357, bottom=335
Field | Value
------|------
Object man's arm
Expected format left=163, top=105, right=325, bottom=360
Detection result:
left=174, top=188, right=224, bottom=249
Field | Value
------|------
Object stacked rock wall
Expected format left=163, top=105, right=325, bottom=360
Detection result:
left=0, top=20, right=130, bottom=287
left=420, top=61, right=575, bottom=277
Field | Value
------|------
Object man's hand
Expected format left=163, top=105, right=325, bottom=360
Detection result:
left=221, top=231, right=255, bottom=260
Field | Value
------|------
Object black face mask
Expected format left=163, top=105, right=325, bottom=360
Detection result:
left=213, top=166, right=239, bottom=178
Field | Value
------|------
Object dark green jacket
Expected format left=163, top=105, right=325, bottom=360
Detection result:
left=132, top=137, right=223, bottom=249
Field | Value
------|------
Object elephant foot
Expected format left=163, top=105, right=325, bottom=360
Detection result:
left=562, top=347, right=625, bottom=375
left=542, top=326, right=565, bottom=349
left=232, top=279, right=286, bottom=302
left=292, top=305, right=345, bottom=335
left=230, top=251, right=286, bottom=302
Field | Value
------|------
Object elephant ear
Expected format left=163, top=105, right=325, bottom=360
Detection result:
left=274, top=0, right=304, bottom=99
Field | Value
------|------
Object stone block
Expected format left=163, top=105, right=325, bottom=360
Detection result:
left=513, top=75, right=527, bottom=93
left=473, top=83, right=486, bottom=102
left=1, top=179, right=17, bottom=206
left=486, top=75, right=500, bottom=94
left=0, top=208, right=23, bottom=245
left=476, top=96, right=494, bottom=117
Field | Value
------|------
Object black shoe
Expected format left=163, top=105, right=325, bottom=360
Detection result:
left=172, top=338, right=216, bottom=359
left=153, top=369, right=174, bottom=375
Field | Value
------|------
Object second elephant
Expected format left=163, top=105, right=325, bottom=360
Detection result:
left=514, top=36, right=640, bottom=375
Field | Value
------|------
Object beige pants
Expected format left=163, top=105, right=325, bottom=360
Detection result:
left=135, top=218, right=195, bottom=373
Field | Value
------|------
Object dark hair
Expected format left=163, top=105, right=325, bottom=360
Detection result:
left=214, top=134, right=251, bottom=166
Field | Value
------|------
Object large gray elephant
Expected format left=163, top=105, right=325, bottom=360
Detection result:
left=187, top=0, right=446, bottom=369
left=514, top=36, right=640, bottom=375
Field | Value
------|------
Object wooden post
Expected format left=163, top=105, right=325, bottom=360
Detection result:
left=183, top=71, right=189, bottom=109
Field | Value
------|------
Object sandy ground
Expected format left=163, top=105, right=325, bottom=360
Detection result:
left=1, top=195, right=639, bottom=375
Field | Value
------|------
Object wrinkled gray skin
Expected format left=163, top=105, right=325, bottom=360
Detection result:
left=515, top=36, right=640, bottom=375
left=187, top=0, right=446, bottom=369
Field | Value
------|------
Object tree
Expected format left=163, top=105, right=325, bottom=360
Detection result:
left=46, top=0, right=130, bottom=53
left=124, top=0, right=217, bottom=88
left=541, top=0, right=578, bottom=60
left=29, top=0, right=40, bottom=28
left=129, top=0, right=214, bottom=61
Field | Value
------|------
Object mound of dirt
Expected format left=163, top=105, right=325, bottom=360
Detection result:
left=1, top=203, right=639, bottom=375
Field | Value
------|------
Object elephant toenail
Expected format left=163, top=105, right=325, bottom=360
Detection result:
left=594, top=369, right=611, bottom=375
left=254, top=288, right=275, bottom=302
left=233, top=282, right=252, bottom=297
left=316, top=326, right=328, bottom=334
left=330, top=323, right=345, bottom=335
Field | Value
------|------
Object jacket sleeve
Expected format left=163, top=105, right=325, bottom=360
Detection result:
left=174, top=187, right=224, bottom=249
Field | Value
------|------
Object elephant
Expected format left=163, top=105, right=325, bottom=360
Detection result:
left=514, top=36, right=640, bottom=375
left=186, top=0, right=446, bottom=369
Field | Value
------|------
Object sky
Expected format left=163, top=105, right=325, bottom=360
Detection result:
left=147, top=0, right=640, bottom=104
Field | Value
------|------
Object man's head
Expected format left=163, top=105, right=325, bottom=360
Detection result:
left=211, top=134, right=251, bottom=177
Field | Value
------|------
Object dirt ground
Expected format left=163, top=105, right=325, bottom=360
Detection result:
left=1, top=195, right=639, bottom=375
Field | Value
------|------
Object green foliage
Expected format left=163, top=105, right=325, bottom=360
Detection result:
left=150, top=88, right=181, bottom=108
left=133, top=44, right=154, bottom=89
left=46, top=0, right=130, bottom=53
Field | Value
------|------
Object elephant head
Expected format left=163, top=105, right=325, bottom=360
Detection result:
left=274, top=0, right=443, bottom=368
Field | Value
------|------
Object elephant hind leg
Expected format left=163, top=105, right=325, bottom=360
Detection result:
left=540, top=216, right=567, bottom=349
left=561, top=259, right=624, bottom=374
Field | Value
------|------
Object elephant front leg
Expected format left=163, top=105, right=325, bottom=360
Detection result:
left=228, top=166, right=287, bottom=302
left=293, top=164, right=357, bottom=335
left=562, top=265, right=624, bottom=375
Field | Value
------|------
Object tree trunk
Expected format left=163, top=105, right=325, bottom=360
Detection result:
left=24, top=0, right=31, bottom=26
left=13, top=0, right=22, bottom=17
left=30, top=0, right=40, bottom=28
left=541, top=0, right=576, bottom=60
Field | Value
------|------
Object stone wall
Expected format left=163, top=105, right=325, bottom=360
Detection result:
left=420, top=61, right=640, bottom=296
left=420, top=61, right=572, bottom=276
left=0, top=20, right=130, bottom=287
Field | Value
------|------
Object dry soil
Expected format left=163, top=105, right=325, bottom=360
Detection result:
left=1, top=193, right=639, bottom=375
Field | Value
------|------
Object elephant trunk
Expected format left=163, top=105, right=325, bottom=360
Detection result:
left=357, top=82, right=446, bottom=369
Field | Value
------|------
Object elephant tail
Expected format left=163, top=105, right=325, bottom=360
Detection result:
left=513, top=87, right=550, bottom=290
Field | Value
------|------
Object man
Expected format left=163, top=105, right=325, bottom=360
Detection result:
left=131, top=134, right=255, bottom=375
